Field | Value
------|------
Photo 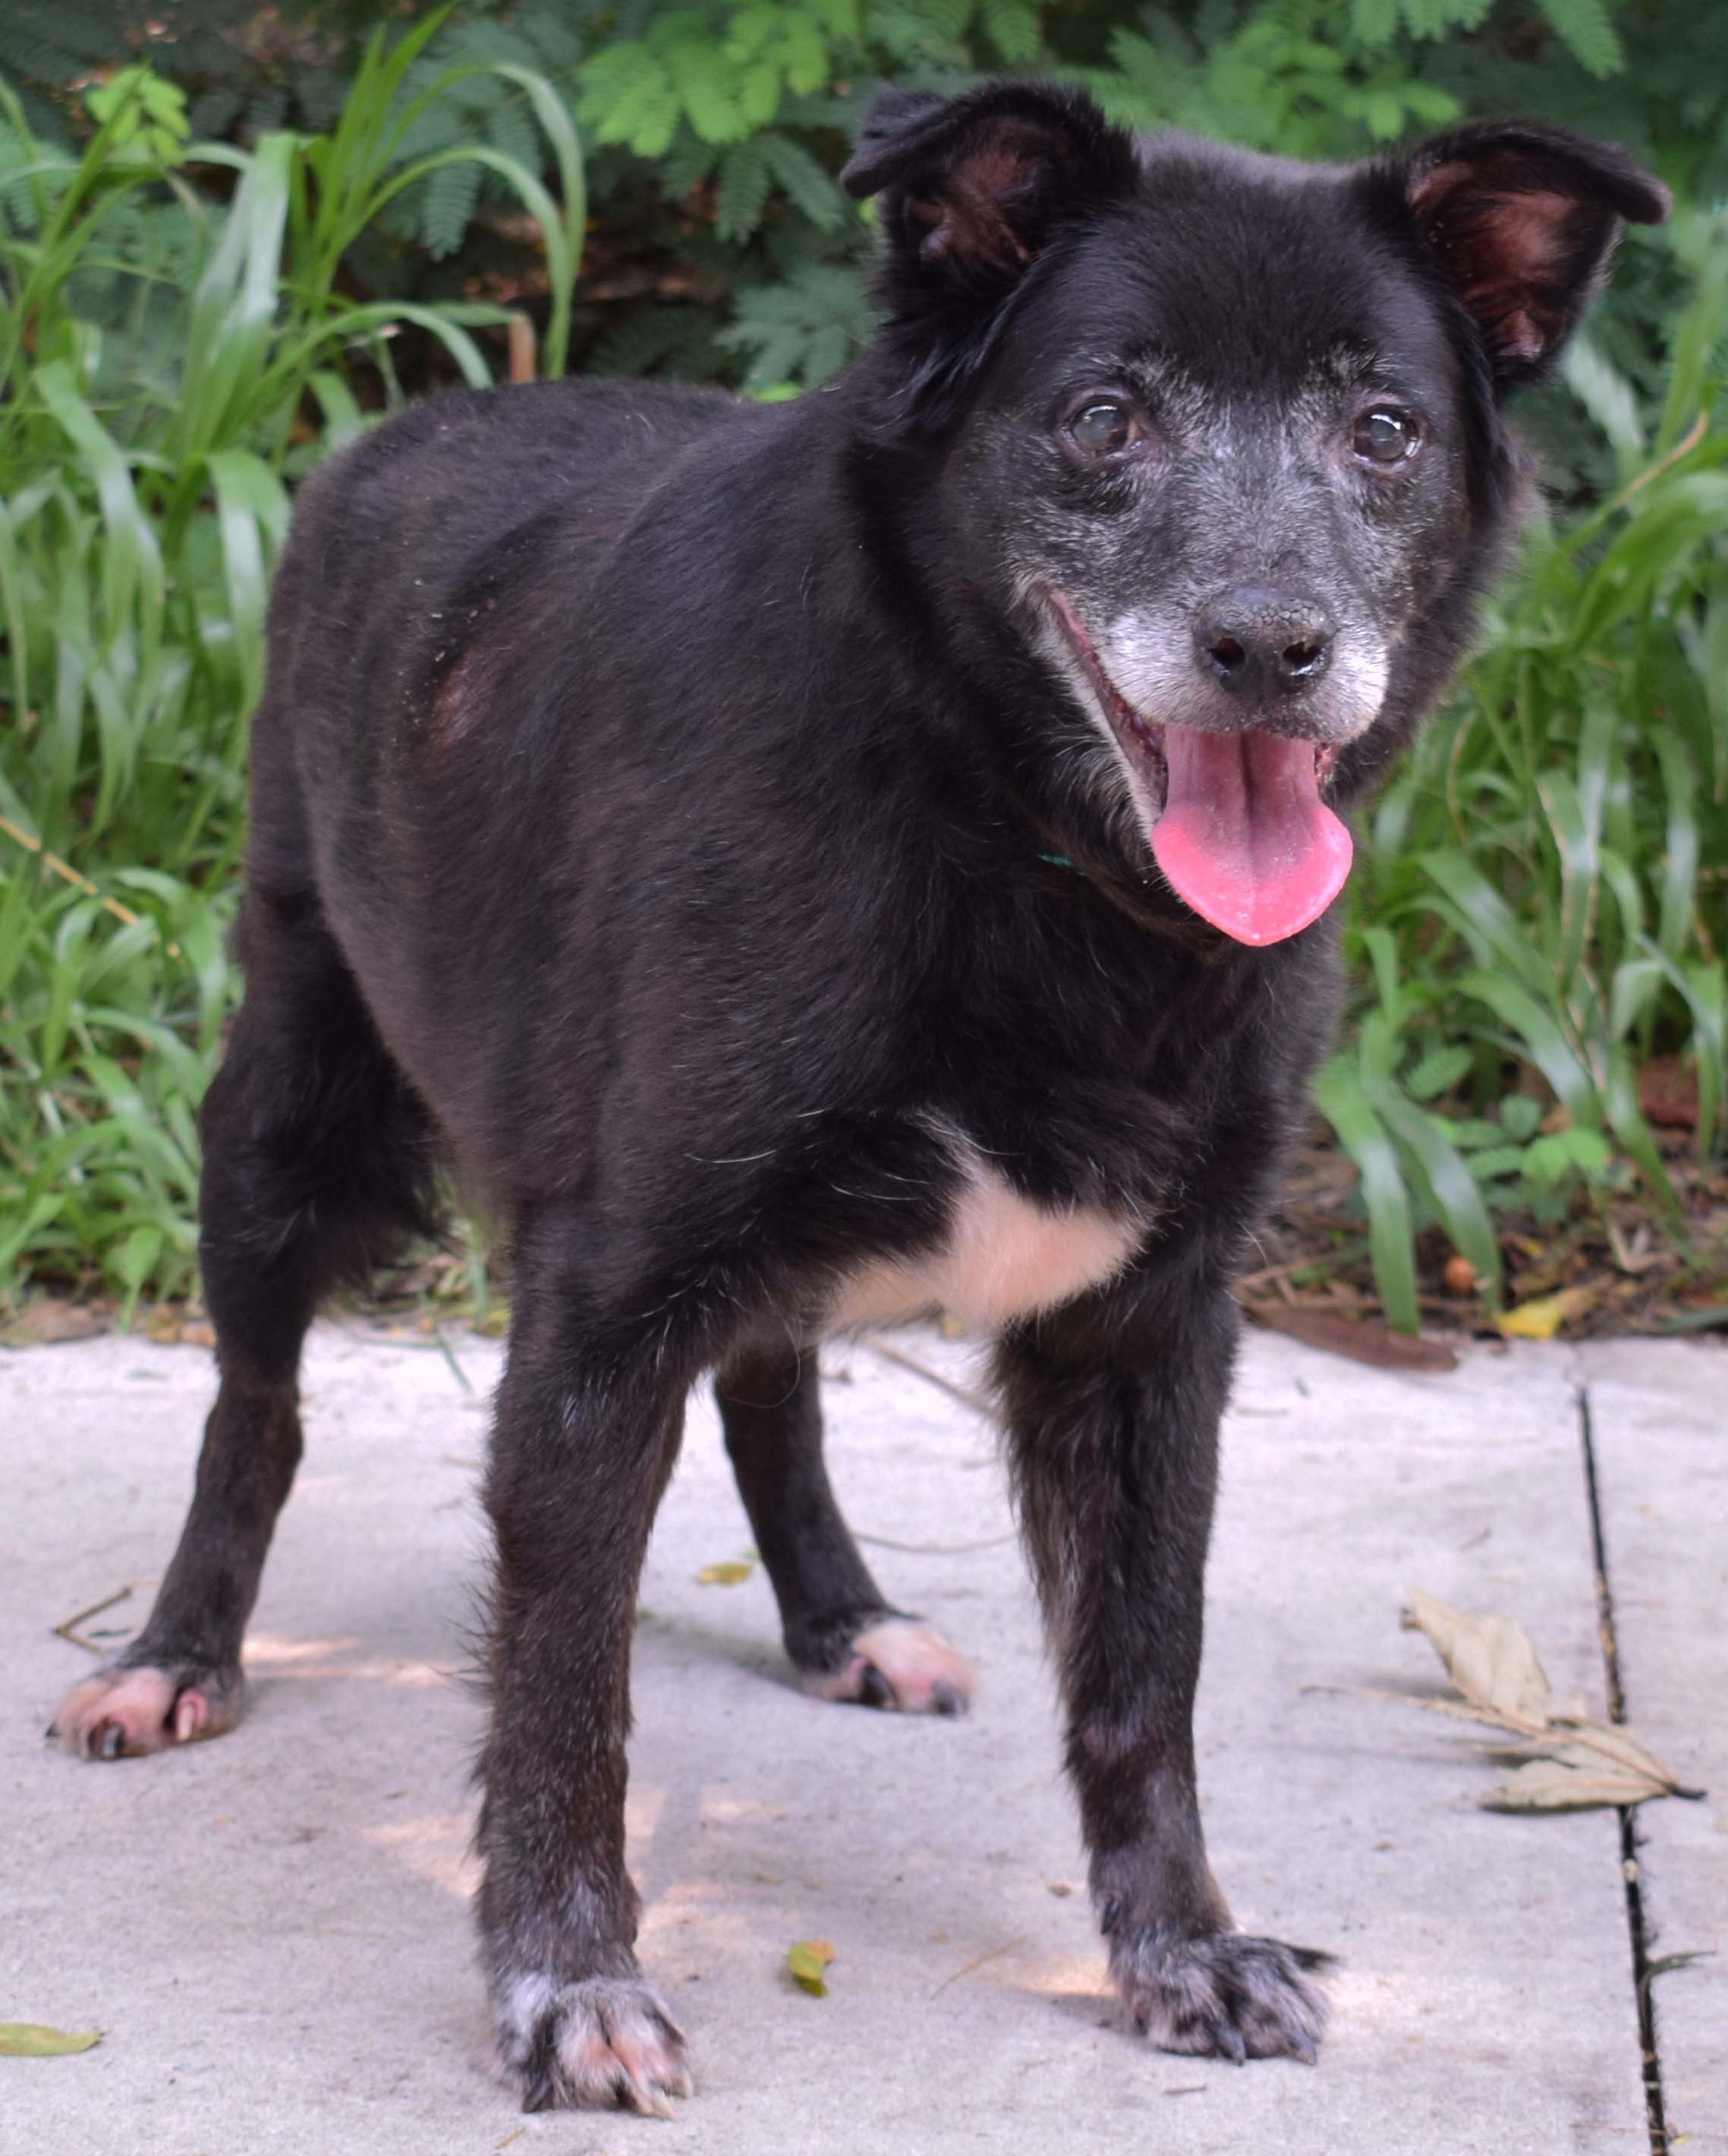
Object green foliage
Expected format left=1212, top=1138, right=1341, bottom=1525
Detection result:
left=0, top=33, right=583, bottom=1307
left=5, top=4, right=1725, bottom=444
left=1312, top=226, right=1728, bottom=1324
left=718, top=261, right=875, bottom=388
left=1088, top=3, right=1464, bottom=152
left=4, top=0, right=1728, bottom=1322
left=580, top=1, right=858, bottom=159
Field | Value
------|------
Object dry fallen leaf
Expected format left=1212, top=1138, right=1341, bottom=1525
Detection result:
left=1390, top=1589, right=1699, bottom=1811
left=0, top=1300, right=106, bottom=1348
left=1248, top=1305, right=1458, bottom=1372
left=787, top=1939, right=835, bottom=1997
left=1496, top=1286, right=1600, bottom=1341
left=1404, top=1589, right=1553, bottom=1733
left=1484, top=1756, right=1670, bottom=1812
left=696, top=1560, right=754, bottom=1587
left=0, top=2023, right=102, bottom=2056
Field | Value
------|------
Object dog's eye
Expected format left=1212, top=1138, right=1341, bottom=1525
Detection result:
left=1351, top=408, right=1419, bottom=466
left=1067, top=400, right=1138, bottom=458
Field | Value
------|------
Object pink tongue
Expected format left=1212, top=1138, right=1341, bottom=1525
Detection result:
left=1149, top=725, right=1352, bottom=946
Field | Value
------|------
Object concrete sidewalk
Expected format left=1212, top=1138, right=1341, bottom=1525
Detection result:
left=2, top=1320, right=1721, bottom=2155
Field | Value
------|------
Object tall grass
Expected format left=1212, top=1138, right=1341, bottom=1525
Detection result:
left=1315, top=216, right=1728, bottom=1328
left=0, top=20, right=583, bottom=1315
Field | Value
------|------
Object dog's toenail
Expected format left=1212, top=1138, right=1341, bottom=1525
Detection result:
left=97, top=1723, right=123, bottom=1760
left=930, top=1682, right=960, bottom=1717
left=858, top=1663, right=893, bottom=1708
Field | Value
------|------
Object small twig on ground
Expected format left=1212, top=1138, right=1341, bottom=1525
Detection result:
left=53, top=1585, right=133, bottom=1654
left=930, top=1934, right=1027, bottom=1999
left=860, top=1334, right=995, bottom=1418
left=0, top=814, right=181, bottom=957
left=855, top=1529, right=1017, bottom=1554
left=433, top=1323, right=474, bottom=1395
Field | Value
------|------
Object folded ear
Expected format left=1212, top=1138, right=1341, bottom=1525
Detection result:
left=1389, top=121, right=1669, bottom=387
left=842, top=80, right=1138, bottom=301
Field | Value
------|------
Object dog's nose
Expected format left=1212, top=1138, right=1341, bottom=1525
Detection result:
left=1194, top=589, right=1336, bottom=698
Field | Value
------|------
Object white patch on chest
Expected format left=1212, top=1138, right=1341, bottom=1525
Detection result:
left=828, top=1151, right=1142, bottom=1336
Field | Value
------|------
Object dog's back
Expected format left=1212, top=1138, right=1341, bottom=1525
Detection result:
left=252, top=379, right=943, bottom=1193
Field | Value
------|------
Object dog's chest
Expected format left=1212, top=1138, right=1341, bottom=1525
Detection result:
left=826, top=1158, right=1141, bottom=1335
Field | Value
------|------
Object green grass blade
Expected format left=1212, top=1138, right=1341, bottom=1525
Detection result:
left=1456, top=968, right=1603, bottom=1129
left=1311, top=1050, right=1419, bottom=1333
left=1604, top=1047, right=1685, bottom=1228
left=1419, top=848, right=1552, bottom=996
left=1371, top=1081, right=1503, bottom=1302
left=1653, top=733, right=1700, bottom=958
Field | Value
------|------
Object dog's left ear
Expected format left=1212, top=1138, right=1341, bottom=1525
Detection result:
left=1387, top=121, right=1669, bottom=387
left=842, top=81, right=1138, bottom=303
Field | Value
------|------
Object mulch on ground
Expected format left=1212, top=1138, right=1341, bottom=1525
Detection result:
left=7, top=1128, right=1725, bottom=1364
left=1241, top=1121, right=1728, bottom=1369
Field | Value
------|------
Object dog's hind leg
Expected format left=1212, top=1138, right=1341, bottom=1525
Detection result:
left=715, top=1343, right=974, bottom=1715
left=52, top=875, right=433, bottom=1761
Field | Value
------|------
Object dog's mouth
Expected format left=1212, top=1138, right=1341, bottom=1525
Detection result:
left=1040, top=587, right=1353, bottom=948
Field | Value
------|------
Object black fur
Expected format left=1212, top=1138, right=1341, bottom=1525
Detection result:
left=52, top=83, right=1663, bottom=2108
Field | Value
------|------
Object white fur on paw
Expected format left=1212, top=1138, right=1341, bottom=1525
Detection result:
left=1116, top=1928, right=1330, bottom=2064
left=805, top=1619, right=974, bottom=1715
left=51, top=1667, right=228, bottom=1760
left=499, top=1974, right=692, bottom=2114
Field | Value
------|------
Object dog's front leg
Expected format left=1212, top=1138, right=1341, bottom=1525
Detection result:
left=477, top=1247, right=695, bottom=2115
left=996, top=1274, right=1329, bottom=2063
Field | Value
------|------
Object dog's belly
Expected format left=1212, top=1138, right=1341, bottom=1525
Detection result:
left=828, top=1165, right=1141, bottom=1334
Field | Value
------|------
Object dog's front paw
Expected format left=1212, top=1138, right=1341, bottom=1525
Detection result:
left=1113, top=1926, right=1331, bottom=2064
left=50, top=1660, right=241, bottom=1759
left=496, top=1973, right=693, bottom=2114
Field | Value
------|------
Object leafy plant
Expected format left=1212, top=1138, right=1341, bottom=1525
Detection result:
left=1314, top=219, right=1728, bottom=1329
left=0, top=26, right=584, bottom=1310
left=5, top=0, right=1728, bottom=1330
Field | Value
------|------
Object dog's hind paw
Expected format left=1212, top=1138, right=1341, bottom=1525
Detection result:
left=50, top=1662, right=241, bottom=1760
left=1114, top=1928, right=1331, bottom=2064
left=498, top=1974, right=693, bottom=2115
left=804, top=1617, right=974, bottom=1716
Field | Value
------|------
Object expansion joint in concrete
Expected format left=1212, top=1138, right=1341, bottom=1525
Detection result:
left=1578, top=1380, right=1670, bottom=2156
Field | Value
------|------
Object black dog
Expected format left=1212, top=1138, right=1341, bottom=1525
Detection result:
left=55, top=82, right=1663, bottom=2110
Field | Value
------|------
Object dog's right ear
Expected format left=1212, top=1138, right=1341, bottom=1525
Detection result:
left=841, top=82, right=1138, bottom=422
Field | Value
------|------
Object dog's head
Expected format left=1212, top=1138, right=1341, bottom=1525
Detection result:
left=842, top=85, right=1667, bottom=946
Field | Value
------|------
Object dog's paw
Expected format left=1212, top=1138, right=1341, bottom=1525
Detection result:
left=497, top=1974, right=693, bottom=2115
left=1113, top=1927, right=1331, bottom=2064
left=804, top=1617, right=974, bottom=1716
left=49, top=1662, right=241, bottom=1760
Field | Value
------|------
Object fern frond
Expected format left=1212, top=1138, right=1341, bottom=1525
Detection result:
left=587, top=301, right=724, bottom=379
left=978, top=0, right=1042, bottom=65
left=421, top=157, right=483, bottom=260
left=716, top=138, right=773, bottom=238
left=717, top=261, right=872, bottom=388
left=760, top=133, right=845, bottom=229
left=1537, top=0, right=1625, bottom=78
